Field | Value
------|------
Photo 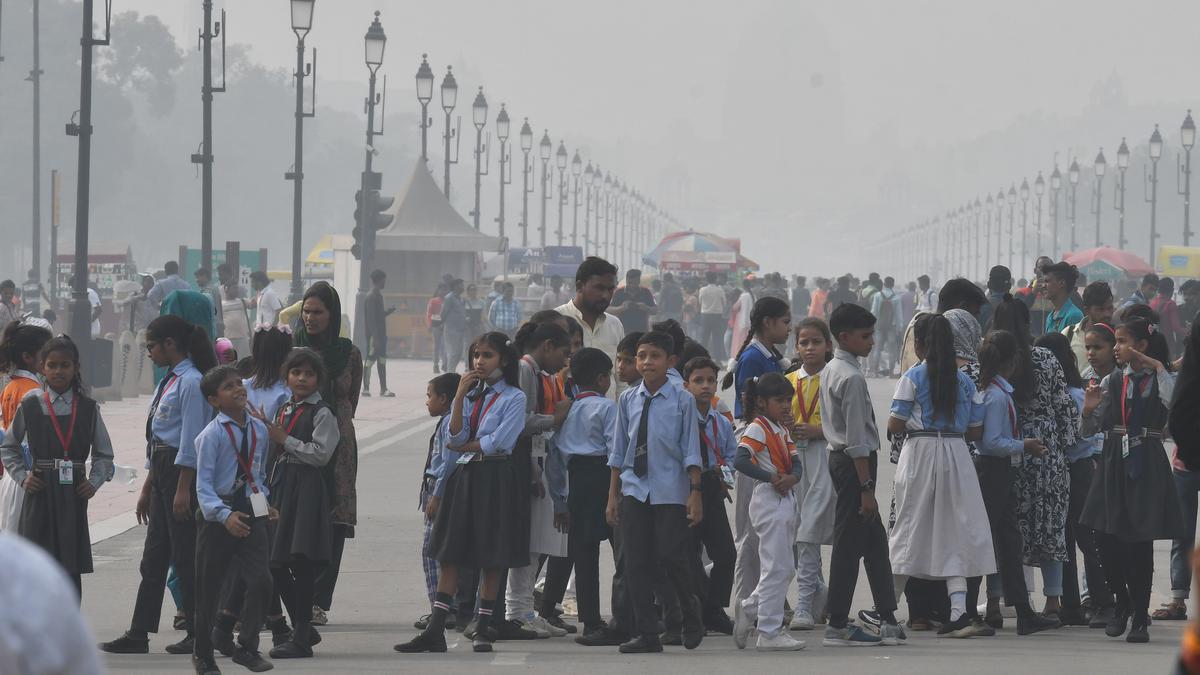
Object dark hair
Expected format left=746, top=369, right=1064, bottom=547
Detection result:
left=1142, top=273, right=1160, bottom=288
left=1042, top=261, right=1080, bottom=289
left=923, top=315, right=961, bottom=423
left=911, top=312, right=937, bottom=353
left=1159, top=276, right=1176, bottom=297
left=194, top=267, right=211, bottom=279
left=164, top=260, right=179, bottom=275
left=283, top=347, right=327, bottom=386
left=39, top=335, right=84, bottom=392
left=429, top=372, right=461, bottom=401
left=513, top=320, right=570, bottom=356
left=1122, top=302, right=1155, bottom=323
left=235, top=355, right=255, bottom=378
left=979, top=330, right=1020, bottom=391
left=371, top=269, right=387, bottom=284
left=217, top=263, right=232, bottom=278
left=680, top=338, right=711, bottom=365
left=250, top=270, right=270, bottom=287
left=683, top=356, right=720, bottom=381
left=569, top=347, right=613, bottom=388
left=1034, top=332, right=1084, bottom=389
left=1081, top=281, right=1113, bottom=308
left=528, top=309, right=568, bottom=327
left=988, top=296, right=1034, bottom=404
left=561, top=316, right=583, bottom=343
left=651, top=318, right=687, bottom=358
left=1118, top=313, right=1172, bottom=371
left=793, top=317, right=834, bottom=362
left=0, top=321, right=52, bottom=374
left=146, top=315, right=218, bottom=374
left=200, top=364, right=242, bottom=400
left=829, top=302, right=876, bottom=339
left=987, top=265, right=1012, bottom=293
left=617, top=331, right=643, bottom=356
left=722, top=296, right=790, bottom=389
left=636, top=330, right=674, bottom=357
left=470, top=332, right=520, bottom=386
left=575, top=256, right=618, bottom=289
left=1086, top=322, right=1118, bottom=347
left=0, top=280, right=13, bottom=292
left=937, top=278, right=987, bottom=314
left=741, top=372, right=795, bottom=422
left=249, top=327, right=293, bottom=389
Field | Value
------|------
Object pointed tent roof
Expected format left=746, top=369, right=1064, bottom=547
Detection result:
left=375, top=160, right=503, bottom=253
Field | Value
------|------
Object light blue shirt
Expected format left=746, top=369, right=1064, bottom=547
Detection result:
left=195, top=412, right=270, bottom=524
left=890, top=362, right=983, bottom=433
left=608, top=378, right=701, bottom=506
left=975, top=376, right=1024, bottom=458
left=429, top=416, right=455, bottom=497
left=147, top=274, right=192, bottom=310
left=1065, top=386, right=1102, bottom=461
left=149, top=358, right=213, bottom=469
left=556, top=392, right=616, bottom=459
left=447, top=379, right=526, bottom=455
left=697, top=406, right=737, bottom=468
left=244, top=377, right=290, bottom=424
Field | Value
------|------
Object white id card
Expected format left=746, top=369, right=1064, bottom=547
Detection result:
left=456, top=452, right=476, bottom=465
left=1121, top=434, right=1131, bottom=459
left=58, top=460, right=74, bottom=485
left=532, top=433, right=547, bottom=457
left=250, top=491, right=269, bottom=518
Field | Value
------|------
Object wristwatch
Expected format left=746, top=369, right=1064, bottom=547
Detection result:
left=860, top=479, right=876, bottom=493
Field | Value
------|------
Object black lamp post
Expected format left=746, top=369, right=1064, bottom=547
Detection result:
left=195, top=0, right=227, bottom=273
left=539, top=130, right=551, bottom=248
left=583, top=162, right=595, bottom=252
left=994, top=190, right=1005, bottom=270
left=1181, top=111, right=1196, bottom=245
left=519, top=118, right=533, bottom=247
left=1145, top=125, right=1163, bottom=261
left=1034, top=173, right=1045, bottom=260
left=440, top=66, right=459, bottom=198
left=571, top=150, right=582, bottom=247
left=1116, top=138, right=1130, bottom=249
left=604, top=173, right=614, bottom=260
left=30, top=0, right=43, bottom=291
left=1050, top=165, right=1062, bottom=257
left=470, top=87, right=488, bottom=230
left=494, top=104, right=511, bottom=244
left=1091, top=149, right=1106, bottom=247
left=353, top=10, right=387, bottom=353
left=414, top=54, right=433, bottom=163
left=1020, top=179, right=1030, bottom=271
left=1006, top=185, right=1016, bottom=270
left=555, top=141, right=567, bottom=246
left=287, top=0, right=316, bottom=302
left=985, top=193, right=994, bottom=266
left=1068, top=159, right=1080, bottom=251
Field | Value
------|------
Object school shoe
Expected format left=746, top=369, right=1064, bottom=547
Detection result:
left=1090, top=605, right=1116, bottom=629
left=1126, top=615, right=1150, bottom=643
left=575, top=625, right=627, bottom=646
left=937, top=615, right=974, bottom=638
left=166, top=634, right=196, bottom=655
left=472, top=634, right=494, bottom=653
left=269, top=624, right=314, bottom=659
left=393, top=630, right=448, bottom=653
left=212, top=627, right=237, bottom=657
left=1058, top=607, right=1091, bottom=626
left=541, top=613, right=577, bottom=634
left=733, top=600, right=754, bottom=649
left=310, top=606, right=328, bottom=626
left=963, top=618, right=996, bottom=637
left=660, top=629, right=682, bottom=646
left=822, top=623, right=882, bottom=647
left=879, top=622, right=907, bottom=646
left=98, top=633, right=150, bottom=654
left=231, top=647, right=274, bottom=672
left=192, top=654, right=221, bottom=675
left=1105, top=606, right=1132, bottom=637
left=756, top=631, right=807, bottom=651
left=618, top=634, right=664, bottom=654
left=1017, top=613, right=1061, bottom=636
left=381, top=390, right=396, bottom=398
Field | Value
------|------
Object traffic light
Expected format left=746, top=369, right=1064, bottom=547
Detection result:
left=352, top=172, right=395, bottom=260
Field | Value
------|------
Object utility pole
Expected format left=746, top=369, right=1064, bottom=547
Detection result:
left=30, top=0, right=42, bottom=291
left=194, top=0, right=226, bottom=272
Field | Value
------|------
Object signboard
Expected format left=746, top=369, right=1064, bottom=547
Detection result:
left=181, top=249, right=266, bottom=289
left=660, top=250, right=737, bottom=271
left=1158, top=245, right=1200, bottom=278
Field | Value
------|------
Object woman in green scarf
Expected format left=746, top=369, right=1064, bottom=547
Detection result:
left=293, top=281, right=363, bottom=626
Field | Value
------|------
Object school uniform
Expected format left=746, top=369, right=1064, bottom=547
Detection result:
left=607, top=377, right=704, bottom=640
left=420, top=415, right=451, bottom=607
left=0, top=388, right=113, bottom=593
left=732, top=339, right=786, bottom=419
left=244, top=377, right=290, bottom=424
left=689, top=406, right=737, bottom=620
left=1062, top=384, right=1113, bottom=613
left=557, top=390, right=618, bottom=630
left=430, top=379, right=527, bottom=570
left=888, top=363, right=994, bottom=580
left=820, top=348, right=897, bottom=626
left=0, top=370, right=41, bottom=533
left=193, top=412, right=273, bottom=661
left=733, top=417, right=803, bottom=638
left=786, top=365, right=836, bottom=616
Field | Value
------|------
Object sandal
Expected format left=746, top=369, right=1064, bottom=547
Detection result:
left=1151, top=602, right=1187, bottom=621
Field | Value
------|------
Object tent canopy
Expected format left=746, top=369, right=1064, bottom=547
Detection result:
left=1063, top=247, right=1154, bottom=282
left=375, top=160, right=502, bottom=253
left=643, top=230, right=758, bottom=272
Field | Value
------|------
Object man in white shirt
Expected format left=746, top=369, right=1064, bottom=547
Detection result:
left=87, top=285, right=102, bottom=338
left=540, top=275, right=568, bottom=311
left=914, top=274, right=937, bottom=313
left=698, top=271, right=727, bottom=361
left=250, top=271, right=283, bottom=328
left=556, top=257, right=625, bottom=400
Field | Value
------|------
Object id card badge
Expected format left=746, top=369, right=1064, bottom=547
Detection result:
left=720, top=465, right=736, bottom=489
left=1121, top=434, right=1131, bottom=459
left=456, top=452, right=476, bottom=465
left=249, top=490, right=269, bottom=518
left=532, top=433, right=547, bottom=458
left=57, top=460, right=74, bottom=485
left=795, top=437, right=809, bottom=452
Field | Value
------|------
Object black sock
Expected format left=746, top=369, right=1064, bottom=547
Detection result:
left=1015, top=603, right=1034, bottom=620
left=427, top=592, right=453, bottom=634
left=216, top=613, right=237, bottom=633
left=476, top=598, right=496, bottom=639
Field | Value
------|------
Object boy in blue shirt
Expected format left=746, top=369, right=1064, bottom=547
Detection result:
left=192, top=365, right=273, bottom=674
left=605, top=331, right=704, bottom=653
left=415, top=373, right=460, bottom=632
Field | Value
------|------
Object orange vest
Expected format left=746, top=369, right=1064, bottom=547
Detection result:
left=742, top=417, right=795, bottom=474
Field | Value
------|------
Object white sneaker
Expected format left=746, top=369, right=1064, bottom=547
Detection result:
left=790, top=610, right=816, bottom=630
left=527, top=615, right=567, bottom=638
left=733, top=600, right=754, bottom=650
left=516, top=617, right=553, bottom=639
left=756, top=631, right=807, bottom=651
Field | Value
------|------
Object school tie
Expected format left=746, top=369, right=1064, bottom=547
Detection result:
left=144, top=371, right=175, bottom=458
left=699, top=420, right=711, bottom=471
left=468, top=386, right=492, bottom=442
left=633, top=394, right=653, bottom=477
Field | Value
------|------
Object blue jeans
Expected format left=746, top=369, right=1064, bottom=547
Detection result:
left=1171, top=469, right=1200, bottom=599
left=1039, top=561, right=1063, bottom=597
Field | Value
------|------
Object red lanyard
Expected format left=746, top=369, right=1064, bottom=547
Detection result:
left=1120, top=374, right=1153, bottom=426
left=223, top=422, right=261, bottom=494
left=574, top=391, right=601, bottom=400
left=278, top=402, right=310, bottom=435
left=43, top=390, right=78, bottom=459
left=795, top=376, right=820, bottom=424
left=468, top=390, right=502, bottom=440
left=698, top=416, right=725, bottom=467
left=152, top=374, right=179, bottom=411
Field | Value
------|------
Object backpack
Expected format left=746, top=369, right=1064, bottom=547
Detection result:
left=876, top=289, right=895, bottom=329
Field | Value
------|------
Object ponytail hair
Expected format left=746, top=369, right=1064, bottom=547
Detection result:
left=979, top=329, right=1019, bottom=391
left=146, top=315, right=218, bottom=374
left=250, top=326, right=294, bottom=389
left=740, top=372, right=795, bottom=423
left=722, top=296, right=791, bottom=390
left=0, top=320, right=53, bottom=374
left=1119, top=312, right=1172, bottom=372
left=989, top=296, right=1035, bottom=404
left=924, top=315, right=959, bottom=423
left=471, top=331, right=520, bottom=386
left=513, top=320, right=570, bottom=356
left=39, top=334, right=84, bottom=392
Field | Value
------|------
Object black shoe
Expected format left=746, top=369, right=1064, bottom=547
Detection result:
left=493, top=619, right=539, bottom=641
left=937, top=614, right=973, bottom=637
left=265, top=618, right=291, bottom=648
left=1127, top=615, right=1149, bottom=643
left=575, top=626, right=628, bottom=646
left=473, top=634, right=494, bottom=653
left=1106, top=606, right=1131, bottom=638
left=99, top=633, right=149, bottom=654
left=269, top=625, right=313, bottom=659
left=1059, top=607, right=1091, bottom=626
left=192, top=654, right=221, bottom=675
left=703, top=610, right=735, bottom=635
left=1016, top=614, right=1060, bottom=636
left=394, top=630, right=448, bottom=653
left=175, top=615, right=189, bottom=631
left=619, top=634, right=664, bottom=654
left=1090, top=605, right=1115, bottom=629
left=681, top=597, right=705, bottom=649
left=984, top=609, right=1004, bottom=630
left=414, top=614, right=431, bottom=630
left=660, top=629, right=681, bottom=646
left=166, top=634, right=196, bottom=655
left=232, top=647, right=274, bottom=672
left=212, top=627, right=236, bottom=658
left=857, top=609, right=883, bottom=634
left=541, top=613, right=577, bottom=634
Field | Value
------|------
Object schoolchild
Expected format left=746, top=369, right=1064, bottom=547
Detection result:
left=731, top=373, right=806, bottom=652
left=414, top=373, right=461, bottom=631
left=605, top=330, right=705, bottom=654
left=191, top=366, right=274, bottom=674
left=244, top=327, right=294, bottom=423
left=681, top=339, right=734, bottom=423
left=681, top=356, right=738, bottom=634
left=0, top=320, right=53, bottom=533
left=0, top=335, right=112, bottom=597
left=396, top=332, right=528, bottom=654
left=721, top=296, right=791, bottom=419
left=615, top=332, right=643, bottom=387
left=652, top=319, right=688, bottom=384
left=1080, top=313, right=1186, bottom=643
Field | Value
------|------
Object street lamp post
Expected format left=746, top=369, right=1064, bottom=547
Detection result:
left=1091, top=149, right=1106, bottom=247
left=1146, top=125, right=1163, bottom=261
left=1020, top=179, right=1030, bottom=272
left=494, top=104, right=511, bottom=243
left=1050, top=166, right=1062, bottom=257
left=570, top=150, right=582, bottom=247
left=1181, top=111, right=1196, bottom=246
left=414, top=54, right=433, bottom=163
left=1116, top=138, right=1130, bottom=250
left=1006, top=185, right=1016, bottom=271
left=1068, top=159, right=1080, bottom=251
left=604, top=173, right=613, bottom=260
left=555, top=141, right=567, bottom=246
left=519, top=118, right=533, bottom=247
left=985, top=194, right=994, bottom=267
left=539, top=131, right=551, bottom=248
left=1034, top=173, right=1045, bottom=260
left=287, top=0, right=316, bottom=302
left=470, top=87, right=489, bottom=230
left=440, top=66, right=459, bottom=198
left=30, top=0, right=43, bottom=292
left=353, top=10, right=387, bottom=354
left=995, top=191, right=1005, bottom=270
left=195, top=0, right=227, bottom=272
left=583, top=162, right=595, bottom=252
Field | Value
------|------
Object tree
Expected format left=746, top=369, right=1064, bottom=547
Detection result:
left=99, top=11, right=183, bottom=117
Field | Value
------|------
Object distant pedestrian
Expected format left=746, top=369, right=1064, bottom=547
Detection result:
left=442, top=280, right=467, bottom=373
left=427, top=284, right=447, bottom=373
left=488, top=282, right=523, bottom=338
left=362, top=270, right=395, bottom=398
left=698, top=272, right=727, bottom=361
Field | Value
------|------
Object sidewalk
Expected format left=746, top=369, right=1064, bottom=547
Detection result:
left=87, top=357, right=436, bottom=542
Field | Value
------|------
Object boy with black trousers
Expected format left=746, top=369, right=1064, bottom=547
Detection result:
left=605, top=331, right=705, bottom=654
left=820, top=304, right=904, bottom=647
left=192, top=366, right=274, bottom=674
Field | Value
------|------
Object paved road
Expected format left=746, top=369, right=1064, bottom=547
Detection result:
left=85, top=362, right=1184, bottom=673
